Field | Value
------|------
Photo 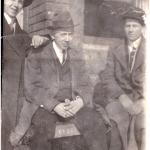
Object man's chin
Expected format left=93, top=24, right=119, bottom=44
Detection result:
left=128, top=37, right=139, bottom=42
left=9, top=11, right=18, bottom=18
left=62, top=46, right=69, bottom=49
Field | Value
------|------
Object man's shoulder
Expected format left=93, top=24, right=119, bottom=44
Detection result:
left=27, top=41, right=53, bottom=60
left=140, top=36, right=146, bottom=49
left=109, top=39, right=126, bottom=55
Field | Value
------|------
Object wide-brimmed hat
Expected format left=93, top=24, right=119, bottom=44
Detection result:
left=47, top=11, right=76, bottom=32
left=23, top=0, right=34, bottom=7
left=122, top=7, right=145, bottom=26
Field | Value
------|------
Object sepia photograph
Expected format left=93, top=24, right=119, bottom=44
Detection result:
left=1, top=0, right=149, bottom=150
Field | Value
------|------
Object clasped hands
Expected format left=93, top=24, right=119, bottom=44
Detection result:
left=54, top=96, right=84, bottom=118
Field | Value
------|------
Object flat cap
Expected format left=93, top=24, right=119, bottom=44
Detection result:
left=48, top=11, right=74, bottom=32
left=122, top=7, right=145, bottom=26
left=23, top=0, right=34, bottom=7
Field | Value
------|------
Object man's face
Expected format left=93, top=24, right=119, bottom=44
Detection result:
left=124, top=19, right=143, bottom=42
left=53, top=31, right=73, bottom=50
left=4, top=0, right=24, bottom=18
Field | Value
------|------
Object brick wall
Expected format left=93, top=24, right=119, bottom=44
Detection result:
left=24, top=0, right=71, bottom=35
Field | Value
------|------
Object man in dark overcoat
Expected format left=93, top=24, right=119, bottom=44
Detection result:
left=94, top=7, right=146, bottom=150
left=2, top=0, right=49, bottom=150
left=9, top=10, right=108, bottom=150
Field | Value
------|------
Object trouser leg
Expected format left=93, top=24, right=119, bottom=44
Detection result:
left=15, top=100, right=38, bottom=136
left=9, top=100, right=38, bottom=147
left=135, top=112, right=145, bottom=150
left=108, top=120, right=122, bottom=150
left=29, top=108, right=57, bottom=150
left=2, top=111, right=14, bottom=150
left=74, top=107, right=108, bottom=150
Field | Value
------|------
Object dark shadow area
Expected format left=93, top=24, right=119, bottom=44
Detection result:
left=84, top=0, right=133, bottom=38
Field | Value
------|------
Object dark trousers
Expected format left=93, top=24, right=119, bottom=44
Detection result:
left=29, top=107, right=108, bottom=150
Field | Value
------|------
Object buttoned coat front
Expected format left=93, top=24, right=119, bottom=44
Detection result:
left=24, top=41, right=93, bottom=114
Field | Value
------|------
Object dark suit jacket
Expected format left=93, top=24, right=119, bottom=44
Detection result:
left=3, top=16, right=24, bottom=35
left=102, top=37, right=145, bottom=101
left=24, top=42, right=93, bottom=112
left=93, top=37, right=145, bottom=150
left=2, top=17, right=31, bottom=150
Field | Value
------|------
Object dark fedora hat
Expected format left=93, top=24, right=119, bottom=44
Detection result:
left=47, top=11, right=77, bottom=32
left=23, top=0, right=34, bottom=7
left=122, top=7, right=145, bottom=26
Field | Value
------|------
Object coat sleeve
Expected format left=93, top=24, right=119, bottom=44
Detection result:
left=22, top=31, right=32, bottom=50
left=72, top=51, right=93, bottom=107
left=24, top=50, right=60, bottom=112
left=76, top=67, right=93, bottom=107
left=102, top=49, right=125, bottom=99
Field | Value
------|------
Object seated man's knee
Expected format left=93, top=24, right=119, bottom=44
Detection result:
left=75, top=107, right=106, bottom=135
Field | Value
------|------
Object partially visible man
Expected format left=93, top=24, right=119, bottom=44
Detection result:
left=9, top=10, right=108, bottom=150
left=94, top=7, right=146, bottom=150
left=2, top=0, right=49, bottom=150
left=3, top=0, right=48, bottom=48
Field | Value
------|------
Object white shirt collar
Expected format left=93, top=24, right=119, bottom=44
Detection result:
left=4, top=12, right=13, bottom=25
left=128, top=37, right=142, bottom=52
left=4, top=12, right=16, bottom=34
left=53, top=41, right=67, bottom=64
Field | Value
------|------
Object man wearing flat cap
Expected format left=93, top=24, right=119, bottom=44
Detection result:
left=9, top=10, right=108, bottom=150
left=2, top=0, right=50, bottom=150
left=94, top=7, right=146, bottom=150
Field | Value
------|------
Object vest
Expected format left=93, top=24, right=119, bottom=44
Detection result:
left=53, top=49, right=72, bottom=102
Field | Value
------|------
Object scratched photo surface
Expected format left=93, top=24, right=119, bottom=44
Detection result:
left=2, top=0, right=149, bottom=150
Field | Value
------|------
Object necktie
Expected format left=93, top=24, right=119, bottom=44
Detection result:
left=62, top=50, right=67, bottom=64
left=129, top=47, right=136, bottom=72
left=9, top=19, right=16, bottom=34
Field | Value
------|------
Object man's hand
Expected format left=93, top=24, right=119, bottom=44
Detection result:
left=53, top=102, right=73, bottom=118
left=66, top=96, right=84, bottom=115
left=119, top=95, right=145, bottom=115
left=31, top=35, right=49, bottom=48
left=132, top=100, right=145, bottom=115
left=119, top=94, right=135, bottom=115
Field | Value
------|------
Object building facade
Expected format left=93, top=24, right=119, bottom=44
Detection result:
left=23, top=0, right=149, bottom=86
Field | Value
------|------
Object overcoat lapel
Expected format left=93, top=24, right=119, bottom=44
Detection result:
left=69, top=48, right=75, bottom=89
left=132, top=37, right=145, bottom=72
left=44, top=43, right=60, bottom=73
left=3, top=18, right=12, bottom=35
left=69, top=48, right=81, bottom=97
left=113, top=41, right=129, bottom=71
left=3, top=18, right=26, bottom=57
left=3, top=17, right=23, bottom=36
